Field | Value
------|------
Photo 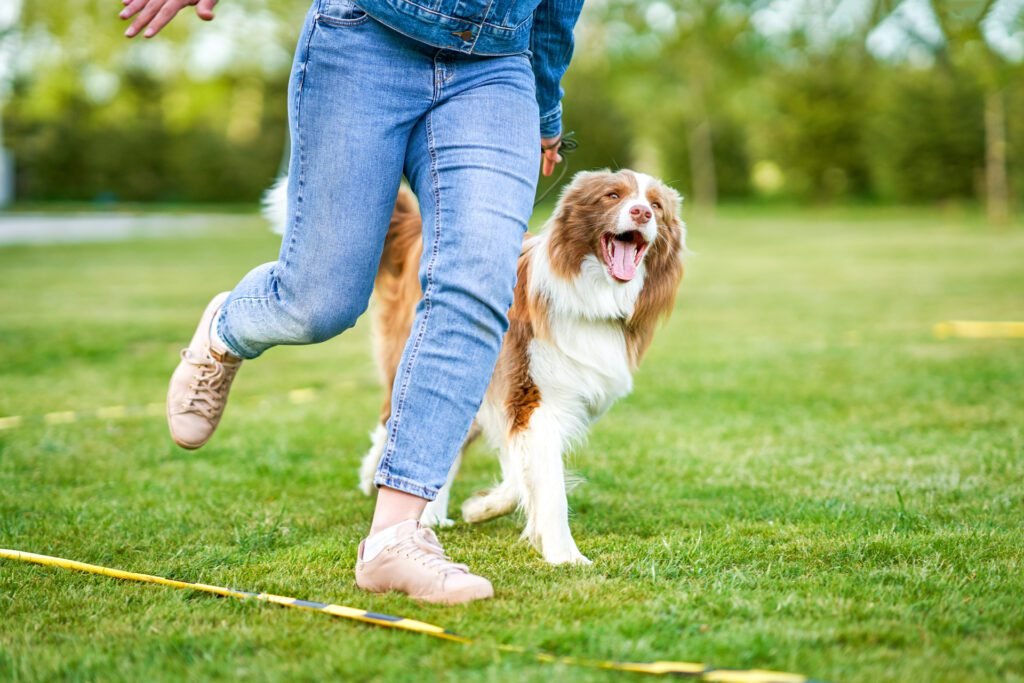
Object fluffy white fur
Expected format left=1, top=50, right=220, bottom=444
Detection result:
left=262, top=176, right=289, bottom=235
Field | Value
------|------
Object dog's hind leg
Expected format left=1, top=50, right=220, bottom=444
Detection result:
left=462, top=435, right=521, bottom=523
left=462, top=478, right=519, bottom=523
left=358, top=423, right=387, bottom=496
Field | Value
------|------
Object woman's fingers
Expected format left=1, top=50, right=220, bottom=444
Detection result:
left=124, top=0, right=166, bottom=37
left=540, top=135, right=563, bottom=177
left=541, top=147, right=563, bottom=177
left=122, top=0, right=211, bottom=38
left=195, top=0, right=217, bottom=21
left=119, top=0, right=150, bottom=22
left=145, top=1, right=189, bottom=36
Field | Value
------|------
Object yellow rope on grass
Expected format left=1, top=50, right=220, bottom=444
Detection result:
left=1, top=548, right=823, bottom=682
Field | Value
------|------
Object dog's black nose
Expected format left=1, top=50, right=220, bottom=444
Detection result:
left=629, top=205, right=652, bottom=224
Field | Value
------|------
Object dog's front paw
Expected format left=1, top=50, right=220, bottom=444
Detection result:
left=461, top=492, right=497, bottom=524
left=462, top=485, right=518, bottom=524
left=543, top=546, right=592, bottom=566
left=420, top=513, right=455, bottom=529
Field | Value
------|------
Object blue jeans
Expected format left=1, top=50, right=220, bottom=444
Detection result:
left=217, top=4, right=540, bottom=500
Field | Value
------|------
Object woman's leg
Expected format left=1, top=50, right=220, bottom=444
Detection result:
left=355, top=48, right=539, bottom=605
left=373, top=49, right=540, bottom=506
left=168, top=7, right=434, bottom=447
left=216, top=9, right=434, bottom=360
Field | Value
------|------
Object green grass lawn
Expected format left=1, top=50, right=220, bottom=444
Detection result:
left=1, top=205, right=1022, bottom=682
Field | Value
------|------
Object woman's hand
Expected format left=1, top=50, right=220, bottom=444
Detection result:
left=541, top=135, right=563, bottom=177
left=121, top=0, right=218, bottom=38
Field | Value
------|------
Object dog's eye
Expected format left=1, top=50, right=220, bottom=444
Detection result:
left=605, top=192, right=619, bottom=200
left=651, top=201, right=661, bottom=210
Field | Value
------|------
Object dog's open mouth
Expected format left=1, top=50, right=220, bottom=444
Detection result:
left=600, top=231, right=649, bottom=282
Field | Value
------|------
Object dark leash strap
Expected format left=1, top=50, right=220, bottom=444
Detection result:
left=534, top=131, right=578, bottom=207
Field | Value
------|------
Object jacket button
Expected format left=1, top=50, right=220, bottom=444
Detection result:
left=452, top=29, right=474, bottom=41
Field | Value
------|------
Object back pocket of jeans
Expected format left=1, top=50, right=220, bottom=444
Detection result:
left=316, top=0, right=369, bottom=26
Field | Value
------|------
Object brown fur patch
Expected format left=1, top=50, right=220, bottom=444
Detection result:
left=502, top=242, right=543, bottom=434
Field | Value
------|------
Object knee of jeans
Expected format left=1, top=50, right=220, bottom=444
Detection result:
left=285, top=295, right=367, bottom=344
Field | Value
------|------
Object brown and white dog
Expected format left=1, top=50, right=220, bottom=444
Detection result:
left=357, top=169, right=686, bottom=564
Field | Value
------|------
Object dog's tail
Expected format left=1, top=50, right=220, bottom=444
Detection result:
left=262, top=176, right=289, bottom=235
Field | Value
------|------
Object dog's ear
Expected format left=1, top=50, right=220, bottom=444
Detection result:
left=626, top=182, right=686, bottom=366
left=664, top=186, right=684, bottom=220
left=656, top=183, right=687, bottom=258
left=545, top=170, right=615, bottom=252
left=550, top=169, right=612, bottom=215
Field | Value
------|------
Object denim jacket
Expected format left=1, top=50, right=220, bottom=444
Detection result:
left=353, top=0, right=585, bottom=138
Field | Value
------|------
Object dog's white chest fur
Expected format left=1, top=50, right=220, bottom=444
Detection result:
left=530, top=319, right=633, bottom=426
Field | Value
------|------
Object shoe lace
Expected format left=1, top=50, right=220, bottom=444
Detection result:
left=394, top=527, right=469, bottom=577
left=179, top=348, right=239, bottom=419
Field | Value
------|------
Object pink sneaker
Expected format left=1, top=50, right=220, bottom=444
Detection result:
left=355, top=520, right=494, bottom=605
left=166, top=292, right=242, bottom=449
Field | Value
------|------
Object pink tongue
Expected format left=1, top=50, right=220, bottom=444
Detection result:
left=610, top=240, right=638, bottom=281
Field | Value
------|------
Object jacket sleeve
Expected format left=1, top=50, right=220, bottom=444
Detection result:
left=529, top=0, right=585, bottom=140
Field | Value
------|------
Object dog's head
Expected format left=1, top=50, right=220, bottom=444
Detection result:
left=537, top=169, right=686, bottom=361
left=545, top=169, right=685, bottom=286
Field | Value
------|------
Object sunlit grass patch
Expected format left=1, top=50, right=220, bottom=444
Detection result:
left=1, top=207, right=1022, bottom=682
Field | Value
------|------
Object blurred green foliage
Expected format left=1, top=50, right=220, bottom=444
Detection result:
left=867, top=68, right=986, bottom=202
left=2, top=0, right=1022, bottom=208
left=7, top=72, right=288, bottom=202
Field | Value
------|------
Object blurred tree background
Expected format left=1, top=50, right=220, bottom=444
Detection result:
left=1, top=0, right=1022, bottom=219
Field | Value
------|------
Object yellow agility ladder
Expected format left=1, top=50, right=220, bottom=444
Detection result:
left=0, top=548, right=826, bottom=683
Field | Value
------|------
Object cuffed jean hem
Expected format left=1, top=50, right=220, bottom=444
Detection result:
left=539, top=103, right=563, bottom=139
left=216, top=302, right=265, bottom=361
left=373, top=472, right=440, bottom=501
